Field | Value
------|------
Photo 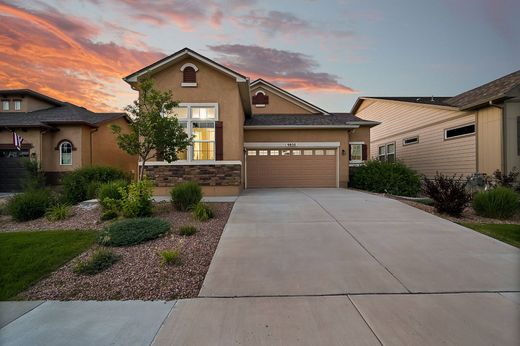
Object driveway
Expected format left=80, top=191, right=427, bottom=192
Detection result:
left=154, top=189, right=520, bottom=345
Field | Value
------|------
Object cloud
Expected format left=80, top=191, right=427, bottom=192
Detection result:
left=208, top=44, right=357, bottom=93
left=0, top=1, right=165, bottom=111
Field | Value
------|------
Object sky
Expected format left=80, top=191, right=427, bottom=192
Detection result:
left=0, top=0, right=519, bottom=113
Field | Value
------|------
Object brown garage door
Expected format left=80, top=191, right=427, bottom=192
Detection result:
left=246, top=148, right=337, bottom=188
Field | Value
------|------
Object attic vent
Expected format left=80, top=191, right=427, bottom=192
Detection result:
left=252, top=92, right=269, bottom=106
left=183, top=67, right=196, bottom=83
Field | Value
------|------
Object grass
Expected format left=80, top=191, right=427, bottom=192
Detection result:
left=0, top=230, right=97, bottom=300
left=460, top=223, right=520, bottom=248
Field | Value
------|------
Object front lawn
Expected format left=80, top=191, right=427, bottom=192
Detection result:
left=0, top=230, right=97, bottom=300
left=460, top=223, right=520, bottom=248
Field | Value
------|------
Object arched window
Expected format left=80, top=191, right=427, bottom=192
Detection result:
left=60, top=141, right=72, bottom=165
left=180, top=63, right=199, bottom=87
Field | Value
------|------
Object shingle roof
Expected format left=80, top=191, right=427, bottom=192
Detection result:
left=244, top=113, right=379, bottom=127
left=0, top=89, right=63, bottom=106
left=446, top=70, right=520, bottom=109
left=0, top=103, right=127, bottom=128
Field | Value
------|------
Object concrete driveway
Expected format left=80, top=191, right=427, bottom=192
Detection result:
left=154, top=188, right=520, bottom=345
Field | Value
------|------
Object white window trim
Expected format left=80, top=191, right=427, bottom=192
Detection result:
left=180, top=63, right=199, bottom=72
left=403, top=136, right=419, bottom=146
left=162, top=103, right=219, bottom=164
left=59, top=141, right=73, bottom=166
left=14, top=100, right=21, bottom=111
left=378, top=142, right=396, bottom=161
left=181, top=82, right=197, bottom=87
left=349, top=142, right=364, bottom=164
left=254, top=90, right=266, bottom=107
left=444, top=123, right=476, bottom=140
left=2, top=100, right=9, bottom=111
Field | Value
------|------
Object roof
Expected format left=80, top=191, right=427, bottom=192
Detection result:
left=350, top=96, right=454, bottom=113
left=0, top=89, right=63, bottom=106
left=244, top=113, right=380, bottom=128
left=446, top=70, right=520, bottom=109
left=0, top=102, right=127, bottom=128
left=250, top=79, right=330, bottom=115
left=123, top=47, right=248, bottom=83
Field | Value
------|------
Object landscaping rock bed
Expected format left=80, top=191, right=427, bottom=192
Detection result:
left=18, top=202, right=233, bottom=300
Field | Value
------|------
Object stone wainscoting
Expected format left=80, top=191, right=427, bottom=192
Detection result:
left=144, top=163, right=241, bottom=187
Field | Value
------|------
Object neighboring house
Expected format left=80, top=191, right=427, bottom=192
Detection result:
left=123, top=47, right=379, bottom=196
left=0, top=89, right=136, bottom=191
left=352, top=70, right=520, bottom=178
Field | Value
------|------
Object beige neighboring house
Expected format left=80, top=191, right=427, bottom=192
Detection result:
left=123, top=47, right=379, bottom=196
left=0, top=89, right=136, bottom=191
left=352, top=70, right=520, bottom=178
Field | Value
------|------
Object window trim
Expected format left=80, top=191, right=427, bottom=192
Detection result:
left=444, top=123, right=476, bottom=140
left=2, top=100, right=9, bottom=111
left=13, top=100, right=21, bottom=111
left=59, top=141, right=73, bottom=166
left=349, top=143, right=363, bottom=163
left=402, top=136, right=419, bottom=146
left=378, top=142, right=396, bottom=162
left=180, top=63, right=198, bottom=87
left=253, top=90, right=267, bottom=107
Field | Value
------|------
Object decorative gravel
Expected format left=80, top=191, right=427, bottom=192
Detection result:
left=18, top=202, right=233, bottom=300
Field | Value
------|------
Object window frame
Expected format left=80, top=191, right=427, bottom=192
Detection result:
left=444, top=123, right=476, bottom=140
left=59, top=141, right=73, bottom=166
left=378, top=142, right=396, bottom=162
left=180, top=63, right=198, bottom=87
left=166, top=103, right=219, bottom=162
left=2, top=100, right=9, bottom=111
left=349, top=142, right=364, bottom=163
left=402, top=136, right=419, bottom=146
left=14, top=100, right=21, bottom=111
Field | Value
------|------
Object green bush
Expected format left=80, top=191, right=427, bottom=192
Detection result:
left=22, top=159, right=46, bottom=191
left=178, top=225, right=197, bottom=236
left=159, top=249, right=181, bottom=266
left=73, top=249, right=119, bottom=275
left=170, top=181, right=202, bottom=211
left=61, top=166, right=130, bottom=204
left=423, top=173, right=471, bottom=216
left=97, top=180, right=128, bottom=210
left=120, top=179, right=153, bottom=218
left=45, top=203, right=72, bottom=221
left=192, top=202, right=214, bottom=221
left=350, top=160, right=421, bottom=197
left=473, top=187, right=519, bottom=219
left=98, top=217, right=170, bottom=246
left=100, top=210, right=119, bottom=221
left=8, top=190, right=52, bottom=221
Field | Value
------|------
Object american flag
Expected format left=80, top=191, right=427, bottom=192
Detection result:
left=12, top=131, right=24, bottom=151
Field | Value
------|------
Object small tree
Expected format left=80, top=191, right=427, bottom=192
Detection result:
left=111, top=78, right=191, bottom=180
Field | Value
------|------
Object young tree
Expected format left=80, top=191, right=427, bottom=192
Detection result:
left=111, top=78, right=191, bottom=180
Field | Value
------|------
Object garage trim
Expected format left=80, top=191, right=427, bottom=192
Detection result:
left=244, top=142, right=340, bottom=188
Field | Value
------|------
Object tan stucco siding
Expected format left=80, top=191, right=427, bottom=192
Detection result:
left=369, top=115, right=476, bottom=177
left=476, top=106, right=503, bottom=175
left=148, top=57, right=244, bottom=161
left=244, top=129, right=351, bottom=185
left=43, top=126, right=83, bottom=172
left=91, top=119, right=137, bottom=175
left=250, top=86, right=314, bottom=115
left=0, top=129, right=41, bottom=158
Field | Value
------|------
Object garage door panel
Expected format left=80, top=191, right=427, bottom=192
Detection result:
left=246, top=149, right=336, bottom=188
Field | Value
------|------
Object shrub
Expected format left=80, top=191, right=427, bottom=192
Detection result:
left=192, top=202, right=214, bottom=221
left=423, top=173, right=471, bottom=216
left=473, top=187, right=519, bottom=219
left=45, top=203, right=72, bottom=221
left=97, top=180, right=128, bottom=210
left=73, top=249, right=119, bottom=275
left=492, top=168, right=519, bottom=191
left=178, top=225, right=197, bottom=236
left=98, top=217, right=170, bottom=246
left=350, top=160, right=421, bottom=197
left=120, top=179, right=153, bottom=218
left=159, top=249, right=181, bottom=266
left=100, top=210, right=119, bottom=221
left=22, top=159, right=46, bottom=191
left=61, top=166, right=130, bottom=204
left=170, top=181, right=202, bottom=211
left=7, top=190, right=52, bottom=221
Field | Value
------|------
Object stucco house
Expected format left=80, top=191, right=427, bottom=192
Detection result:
left=0, top=89, right=136, bottom=191
left=124, top=47, right=379, bottom=196
left=351, top=70, right=520, bottom=178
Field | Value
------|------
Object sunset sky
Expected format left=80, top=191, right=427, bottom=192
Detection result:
left=1, top=0, right=519, bottom=113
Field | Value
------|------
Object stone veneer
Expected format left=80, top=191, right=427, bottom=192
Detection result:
left=144, top=163, right=241, bottom=187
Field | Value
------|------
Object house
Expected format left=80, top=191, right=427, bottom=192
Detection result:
left=123, top=47, right=379, bottom=196
left=0, top=89, right=136, bottom=191
left=351, top=70, right=520, bottom=178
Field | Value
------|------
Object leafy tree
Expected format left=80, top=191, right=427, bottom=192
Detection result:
left=111, top=78, right=191, bottom=180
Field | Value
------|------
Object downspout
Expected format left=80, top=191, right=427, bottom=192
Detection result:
left=89, top=128, right=98, bottom=166
left=488, top=100, right=506, bottom=173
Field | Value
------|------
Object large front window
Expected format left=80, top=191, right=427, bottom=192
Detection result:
left=165, top=103, right=218, bottom=161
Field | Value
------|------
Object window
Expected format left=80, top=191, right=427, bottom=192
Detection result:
left=281, top=150, right=291, bottom=156
left=292, top=150, right=301, bottom=155
left=14, top=100, right=21, bottom=111
left=166, top=103, right=218, bottom=161
left=326, top=149, right=335, bottom=156
left=303, top=150, right=313, bottom=156
left=314, top=149, right=324, bottom=155
left=445, top=124, right=475, bottom=139
left=2, top=100, right=9, bottom=111
left=350, top=144, right=363, bottom=161
left=180, top=63, right=198, bottom=87
left=378, top=143, right=395, bottom=162
left=247, top=150, right=257, bottom=156
left=403, top=136, right=419, bottom=146
left=60, top=141, right=72, bottom=165
left=378, top=146, right=386, bottom=161
left=259, top=150, right=268, bottom=156
left=270, top=150, right=279, bottom=156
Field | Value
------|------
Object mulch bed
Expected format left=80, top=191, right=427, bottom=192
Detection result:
left=17, top=202, right=233, bottom=301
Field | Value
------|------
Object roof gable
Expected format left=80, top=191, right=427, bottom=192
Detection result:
left=250, top=79, right=329, bottom=115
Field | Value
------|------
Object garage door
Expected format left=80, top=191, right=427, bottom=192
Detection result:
left=0, top=149, right=29, bottom=192
left=246, top=148, right=337, bottom=188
